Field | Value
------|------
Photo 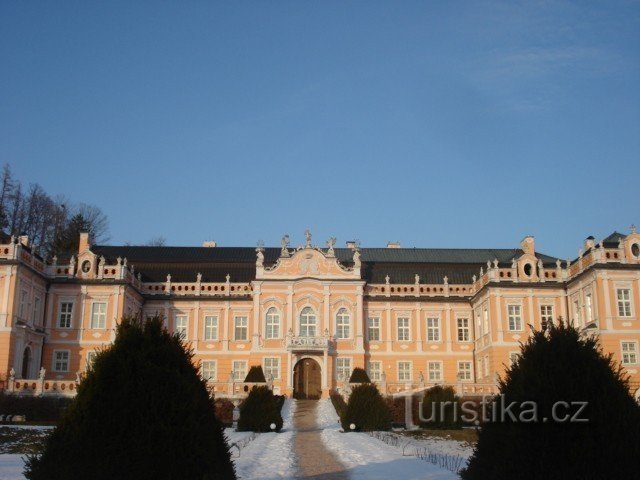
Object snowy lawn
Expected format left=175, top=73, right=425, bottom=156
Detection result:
left=317, top=399, right=466, bottom=479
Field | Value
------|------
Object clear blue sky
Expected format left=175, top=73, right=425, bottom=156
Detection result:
left=1, top=1, right=639, bottom=259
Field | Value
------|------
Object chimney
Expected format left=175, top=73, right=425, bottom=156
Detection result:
left=386, top=241, right=401, bottom=249
left=520, top=236, right=535, bottom=256
left=345, top=240, right=357, bottom=250
left=18, top=235, right=29, bottom=247
left=584, top=236, right=595, bottom=251
left=78, top=232, right=90, bottom=253
left=202, top=241, right=217, bottom=248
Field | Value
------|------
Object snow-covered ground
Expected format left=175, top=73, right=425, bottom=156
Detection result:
left=0, top=454, right=24, bottom=480
left=317, top=399, right=465, bottom=480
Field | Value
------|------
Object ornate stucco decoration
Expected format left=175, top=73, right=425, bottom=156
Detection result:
left=256, top=230, right=361, bottom=280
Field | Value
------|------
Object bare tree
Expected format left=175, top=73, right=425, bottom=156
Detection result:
left=146, top=236, right=167, bottom=246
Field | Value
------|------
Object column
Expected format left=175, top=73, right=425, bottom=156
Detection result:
left=355, top=284, right=364, bottom=351
left=252, top=283, right=261, bottom=350
left=223, top=301, right=230, bottom=351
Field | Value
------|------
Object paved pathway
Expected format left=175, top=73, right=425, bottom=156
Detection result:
left=293, top=400, right=350, bottom=479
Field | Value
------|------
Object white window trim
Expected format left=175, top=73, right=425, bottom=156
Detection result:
left=621, top=341, right=639, bottom=365
left=299, top=306, right=318, bottom=337
left=456, top=316, right=471, bottom=343
left=367, top=316, right=381, bottom=342
left=234, top=316, right=249, bottom=341
left=52, top=350, right=71, bottom=373
left=262, top=357, right=281, bottom=380
left=457, top=360, right=472, bottom=381
left=201, top=360, right=217, bottom=381
left=336, top=357, right=352, bottom=381
left=175, top=314, right=188, bottom=339
left=90, top=301, right=107, bottom=330
left=507, top=304, right=524, bottom=332
left=203, top=315, right=219, bottom=341
left=427, top=360, right=443, bottom=383
left=232, top=360, right=248, bottom=381
left=615, top=286, right=634, bottom=318
left=335, top=308, right=352, bottom=340
left=57, top=300, right=74, bottom=329
left=367, top=360, right=382, bottom=382
left=396, top=316, right=411, bottom=342
left=397, top=360, right=413, bottom=382
left=426, top=315, right=442, bottom=343
left=264, top=307, right=281, bottom=340
left=508, top=351, right=520, bottom=366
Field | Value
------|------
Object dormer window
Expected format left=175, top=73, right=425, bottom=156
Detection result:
left=523, top=263, right=533, bottom=277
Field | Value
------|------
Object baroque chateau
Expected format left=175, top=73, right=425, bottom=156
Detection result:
left=2, top=229, right=640, bottom=400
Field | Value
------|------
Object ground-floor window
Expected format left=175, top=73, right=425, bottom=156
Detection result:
left=427, top=361, right=442, bottom=382
left=53, top=350, right=70, bottom=372
left=457, top=361, right=472, bottom=381
left=336, top=358, right=351, bottom=380
left=367, top=360, right=382, bottom=382
left=263, top=357, right=280, bottom=380
left=201, top=360, right=217, bottom=381
left=232, top=360, right=248, bottom=381
left=622, top=341, right=638, bottom=365
left=398, top=361, right=412, bottom=381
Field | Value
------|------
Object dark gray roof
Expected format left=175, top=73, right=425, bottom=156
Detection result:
left=602, top=231, right=626, bottom=248
left=91, top=244, right=560, bottom=284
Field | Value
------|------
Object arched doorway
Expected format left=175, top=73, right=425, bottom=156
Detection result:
left=293, top=358, right=321, bottom=399
left=21, top=347, right=31, bottom=379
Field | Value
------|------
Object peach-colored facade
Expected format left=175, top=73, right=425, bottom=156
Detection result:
left=2, top=229, right=640, bottom=400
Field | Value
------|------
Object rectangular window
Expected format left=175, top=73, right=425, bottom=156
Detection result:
left=263, top=357, right=280, bottom=380
left=398, top=361, right=412, bottom=381
left=507, top=305, right=522, bottom=331
left=90, top=302, right=107, bottom=329
left=32, top=297, right=41, bottom=324
left=457, top=318, right=470, bottom=342
left=175, top=315, right=188, bottom=339
left=234, top=316, right=248, bottom=341
left=483, top=356, right=490, bottom=377
left=483, top=308, right=489, bottom=335
left=265, top=310, right=280, bottom=339
left=617, top=289, right=632, bottom=317
left=477, top=359, right=483, bottom=378
left=367, top=361, right=382, bottom=382
left=397, top=317, right=410, bottom=341
left=203, top=316, right=218, bottom=341
left=585, top=294, right=593, bottom=323
left=509, top=352, right=520, bottom=366
left=367, top=317, right=380, bottom=341
left=540, top=305, right=554, bottom=325
left=232, top=360, right=248, bottom=381
left=573, top=299, right=581, bottom=324
left=86, top=351, right=97, bottom=369
left=336, top=358, right=352, bottom=380
left=19, top=290, right=28, bottom=319
left=426, top=317, right=440, bottom=342
left=457, top=361, right=472, bottom=381
left=428, top=361, right=442, bottom=382
left=53, top=350, right=70, bottom=372
left=201, top=360, right=217, bottom=381
left=58, top=302, right=73, bottom=329
left=622, top=342, right=638, bottom=365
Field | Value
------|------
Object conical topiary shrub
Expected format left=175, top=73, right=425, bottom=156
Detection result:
left=244, top=365, right=267, bottom=383
left=461, top=319, right=640, bottom=480
left=237, top=385, right=283, bottom=432
left=341, top=383, right=391, bottom=432
left=419, top=385, right=461, bottom=429
left=25, top=316, right=236, bottom=480
left=348, top=367, right=371, bottom=383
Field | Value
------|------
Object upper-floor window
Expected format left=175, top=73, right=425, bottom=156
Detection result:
left=483, top=308, right=489, bottom=335
left=398, top=361, right=412, bottom=381
left=509, top=352, right=520, bottom=366
left=175, top=315, right=188, bottom=339
left=540, top=305, right=554, bottom=325
left=507, top=305, right=522, bottom=331
left=367, top=360, right=382, bottom=382
left=457, top=318, right=470, bottom=342
left=53, top=350, right=70, bottom=372
left=483, top=356, right=490, bottom=377
left=263, top=357, right=280, bottom=380
left=265, top=308, right=280, bottom=339
left=19, top=290, right=28, bottom=319
left=367, top=317, right=380, bottom=341
left=232, top=360, right=248, bottom=381
left=203, top=316, right=218, bottom=341
left=621, top=342, right=638, bottom=365
left=457, top=361, right=472, bottom=381
left=585, top=293, right=593, bottom=323
left=234, top=316, right=248, bottom=341
left=397, top=317, right=410, bottom=341
left=428, top=361, right=442, bottom=382
left=31, top=297, right=41, bottom=325
left=90, top=302, right=107, bottom=329
left=58, top=302, right=73, bottom=329
left=336, top=357, right=351, bottom=380
left=573, top=299, right=581, bottom=324
left=299, top=307, right=317, bottom=337
left=201, top=360, right=217, bottom=381
left=336, top=308, right=350, bottom=339
left=86, top=351, right=98, bottom=369
left=426, top=317, right=440, bottom=342
left=617, top=289, right=632, bottom=317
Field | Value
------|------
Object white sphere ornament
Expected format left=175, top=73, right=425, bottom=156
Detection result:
left=350, top=423, right=356, bottom=430
left=270, top=423, right=276, bottom=431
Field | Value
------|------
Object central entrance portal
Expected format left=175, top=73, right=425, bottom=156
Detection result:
left=293, top=358, right=322, bottom=399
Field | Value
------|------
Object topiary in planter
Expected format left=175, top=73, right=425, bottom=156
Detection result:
left=341, top=383, right=391, bottom=432
left=237, top=385, right=283, bottom=432
left=244, top=365, right=267, bottom=383
left=24, top=316, right=236, bottom=480
left=348, top=367, right=371, bottom=383
left=461, top=320, right=640, bottom=480
left=419, top=385, right=462, bottom=429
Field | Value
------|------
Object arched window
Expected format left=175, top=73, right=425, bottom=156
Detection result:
left=336, top=308, right=350, bottom=339
left=299, top=307, right=317, bottom=337
left=265, top=307, right=280, bottom=339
